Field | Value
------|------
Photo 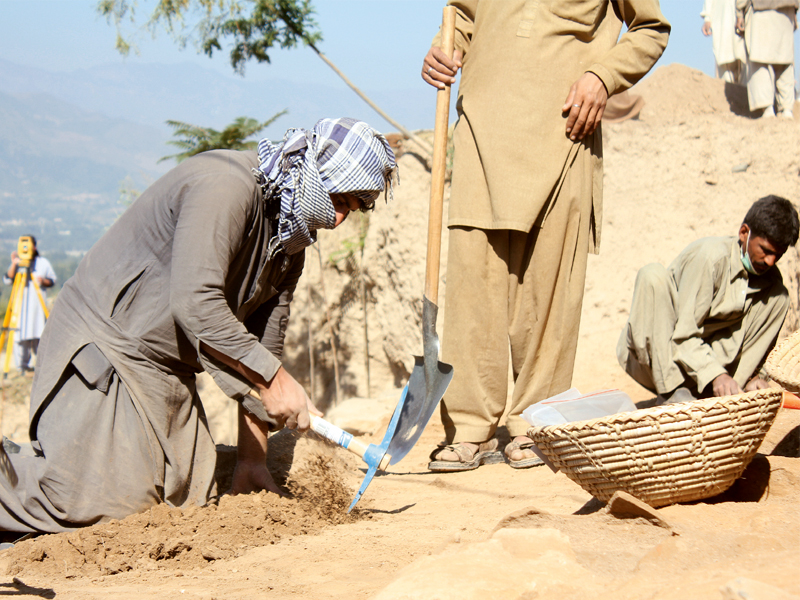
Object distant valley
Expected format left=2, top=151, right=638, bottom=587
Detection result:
left=0, top=58, right=430, bottom=262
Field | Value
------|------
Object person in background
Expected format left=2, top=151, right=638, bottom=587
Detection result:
left=702, top=0, right=746, bottom=83
left=736, top=0, right=798, bottom=118
left=618, top=195, right=799, bottom=403
left=3, top=236, right=56, bottom=374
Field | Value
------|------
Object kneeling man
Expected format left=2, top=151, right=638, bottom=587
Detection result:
left=0, top=118, right=397, bottom=533
left=618, top=195, right=799, bottom=402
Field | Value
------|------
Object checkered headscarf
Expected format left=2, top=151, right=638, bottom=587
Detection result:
left=255, top=118, right=398, bottom=255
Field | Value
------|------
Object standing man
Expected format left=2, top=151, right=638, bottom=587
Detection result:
left=0, top=117, right=397, bottom=533
left=702, top=0, right=746, bottom=83
left=618, top=196, right=798, bottom=403
left=422, top=1, right=670, bottom=471
left=736, top=0, right=798, bottom=118
left=3, top=236, right=56, bottom=374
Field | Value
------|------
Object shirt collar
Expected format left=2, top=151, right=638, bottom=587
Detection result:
left=729, top=236, right=747, bottom=283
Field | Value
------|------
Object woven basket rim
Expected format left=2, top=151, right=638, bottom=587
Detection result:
left=765, top=329, right=800, bottom=392
left=528, top=387, right=783, bottom=435
left=528, top=388, right=782, bottom=507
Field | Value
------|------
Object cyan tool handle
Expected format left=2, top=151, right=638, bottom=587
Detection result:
left=310, top=415, right=391, bottom=471
left=245, top=389, right=391, bottom=470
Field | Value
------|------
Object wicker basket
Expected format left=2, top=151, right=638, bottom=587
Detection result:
left=765, top=330, right=800, bottom=393
left=528, top=388, right=782, bottom=508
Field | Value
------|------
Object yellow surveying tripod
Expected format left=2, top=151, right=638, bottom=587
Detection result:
left=0, top=236, right=49, bottom=379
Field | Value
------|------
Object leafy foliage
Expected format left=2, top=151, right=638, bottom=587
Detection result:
left=159, top=111, right=287, bottom=163
left=97, top=0, right=322, bottom=74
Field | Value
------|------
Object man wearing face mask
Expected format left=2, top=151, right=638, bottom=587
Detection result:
left=618, top=195, right=799, bottom=403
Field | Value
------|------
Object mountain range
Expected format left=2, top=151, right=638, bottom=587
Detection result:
left=0, top=58, right=430, bottom=257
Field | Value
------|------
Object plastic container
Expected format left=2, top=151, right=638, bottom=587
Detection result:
left=522, top=388, right=636, bottom=427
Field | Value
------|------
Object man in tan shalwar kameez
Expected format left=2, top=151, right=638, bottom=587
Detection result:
left=618, top=195, right=799, bottom=403
left=736, top=0, right=798, bottom=118
left=421, top=0, right=670, bottom=471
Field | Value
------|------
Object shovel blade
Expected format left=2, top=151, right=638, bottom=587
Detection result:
left=385, top=355, right=453, bottom=465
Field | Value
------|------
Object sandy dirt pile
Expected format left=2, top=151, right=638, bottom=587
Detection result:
left=3, top=436, right=365, bottom=578
left=0, top=64, right=798, bottom=600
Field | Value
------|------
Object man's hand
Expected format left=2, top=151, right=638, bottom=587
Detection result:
left=257, top=366, right=322, bottom=431
left=736, top=16, right=744, bottom=35
left=199, top=342, right=322, bottom=432
left=744, top=377, right=770, bottom=392
left=701, top=21, right=712, bottom=36
left=712, top=373, right=743, bottom=397
left=422, top=46, right=463, bottom=90
left=231, top=459, right=285, bottom=496
left=562, top=72, right=608, bottom=141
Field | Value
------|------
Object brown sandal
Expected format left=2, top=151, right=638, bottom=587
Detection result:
left=504, top=438, right=544, bottom=469
left=428, top=439, right=503, bottom=472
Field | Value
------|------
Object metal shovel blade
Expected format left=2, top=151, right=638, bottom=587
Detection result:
left=385, top=296, right=453, bottom=465
left=347, top=386, right=408, bottom=512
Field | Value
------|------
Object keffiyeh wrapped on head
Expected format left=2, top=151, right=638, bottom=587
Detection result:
left=255, top=117, right=398, bottom=256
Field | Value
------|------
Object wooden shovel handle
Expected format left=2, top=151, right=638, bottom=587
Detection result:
left=425, top=6, right=457, bottom=302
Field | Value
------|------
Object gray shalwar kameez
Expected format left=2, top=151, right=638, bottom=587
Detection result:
left=0, top=150, right=303, bottom=533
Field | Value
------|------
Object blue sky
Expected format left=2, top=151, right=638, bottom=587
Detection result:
left=0, top=1, right=797, bottom=128
left=0, top=2, right=726, bottom=84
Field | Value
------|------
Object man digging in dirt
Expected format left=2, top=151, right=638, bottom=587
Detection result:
left=618, top=195, right=799, bottom=403
left=0, top=117, right=397, bottom=534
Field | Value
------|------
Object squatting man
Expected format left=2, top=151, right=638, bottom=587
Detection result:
left=0, top=117, right=397, bottom=534
left=618, top=195, right=799, bottom=403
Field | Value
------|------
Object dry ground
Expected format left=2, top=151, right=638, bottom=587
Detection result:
left=0, top=64, right=798, bottom=599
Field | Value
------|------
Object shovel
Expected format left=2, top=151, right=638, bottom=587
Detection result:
left=334, top=5, right=458, bottom=508
left=246, top=7, right=458, bottom=512
left=381, top=4, right=457, bottom=472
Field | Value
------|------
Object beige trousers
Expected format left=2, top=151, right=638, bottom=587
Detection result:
left=747, top=61, right=796, bottom=113
left=440, top=155, right=593, bottom=442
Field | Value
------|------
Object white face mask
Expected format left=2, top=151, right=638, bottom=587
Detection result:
left=740, top=230, right=759, bottom=275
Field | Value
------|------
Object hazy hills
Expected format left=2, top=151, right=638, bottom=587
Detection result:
left=0, top=87, right=168, bottom=257
left=0, top=57, right=431, bottom=259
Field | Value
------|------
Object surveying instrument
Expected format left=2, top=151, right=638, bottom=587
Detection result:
left=0, top=236, right=49, bottom=379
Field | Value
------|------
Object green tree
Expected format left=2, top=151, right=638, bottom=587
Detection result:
left=97, top=0, right=322, bottom=74
left=159, top=111, right=287, bottom=163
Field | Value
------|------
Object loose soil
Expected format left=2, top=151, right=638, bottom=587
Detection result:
left=0, top=64, right=798, bottom=599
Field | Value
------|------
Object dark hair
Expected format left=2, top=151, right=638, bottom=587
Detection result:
left=743, top=196, right=799, bottom=249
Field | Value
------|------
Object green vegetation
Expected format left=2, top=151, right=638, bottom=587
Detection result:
left=97, top=0, right=322, bottom=75
left=160, top=112, right=287, bottom=163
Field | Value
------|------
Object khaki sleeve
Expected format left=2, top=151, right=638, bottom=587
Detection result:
left=670, top=253, right=729, bottom=392
left=733, top=285, right=790, bottom=386
left=431, top=0, right=476, bottom=58
left=587, top=0, right=671, bottom=96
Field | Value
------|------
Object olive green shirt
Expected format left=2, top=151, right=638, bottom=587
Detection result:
left=668, top=236, right=788, bottom=390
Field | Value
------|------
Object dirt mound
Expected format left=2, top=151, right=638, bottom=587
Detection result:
left=4, top=438, right=367, bottom=578
left=635, top=63, right=753, bottom=120
left=0, top=63, right=798, bottom=600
